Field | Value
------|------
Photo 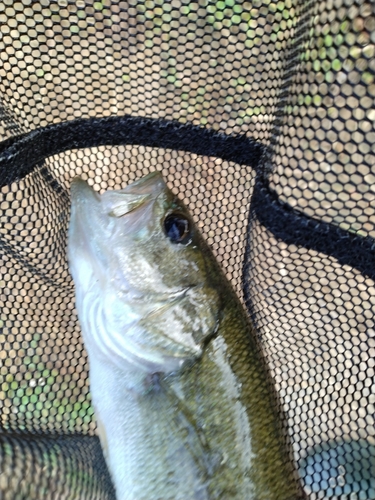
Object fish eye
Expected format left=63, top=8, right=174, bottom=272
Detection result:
left=164, top=213, right=191, bottom=244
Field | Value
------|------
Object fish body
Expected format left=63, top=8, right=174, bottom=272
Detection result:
left=68, top=172, right=302, bottom=500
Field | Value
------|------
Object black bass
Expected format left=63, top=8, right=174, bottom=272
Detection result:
left=68, top=172, right=303, bottom=500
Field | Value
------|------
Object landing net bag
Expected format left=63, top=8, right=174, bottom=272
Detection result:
left=0, top=1, right=374, bottom=499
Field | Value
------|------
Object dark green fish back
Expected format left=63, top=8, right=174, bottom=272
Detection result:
left=159, top=233, right=305, bottom=500
left=170, top=292, right=304, bottom=500
left=218, top=297, right=302, bottom=499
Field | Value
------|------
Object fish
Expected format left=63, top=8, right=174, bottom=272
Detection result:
left=68, top=171, right=303, bottom=500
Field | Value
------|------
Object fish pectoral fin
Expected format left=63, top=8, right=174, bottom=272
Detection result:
left=158, top=378, right=214, bottom=479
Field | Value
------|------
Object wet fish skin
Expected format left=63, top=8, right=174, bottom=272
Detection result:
left=68, top=172, right=303, bottom=500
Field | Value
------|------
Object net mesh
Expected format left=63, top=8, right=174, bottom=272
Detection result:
left=0, top=1, right=374, bottom=499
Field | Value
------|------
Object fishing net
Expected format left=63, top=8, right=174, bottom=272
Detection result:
left=0, top=1, right=374, bottom=499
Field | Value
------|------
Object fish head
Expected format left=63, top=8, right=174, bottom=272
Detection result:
left=68, top=172, right=222, bottom=374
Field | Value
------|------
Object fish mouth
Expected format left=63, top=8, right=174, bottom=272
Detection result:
left=124, top=171, right=164, bottom=190
left=70, top=173, right=165, bottom=211
left=88, top=172, right=166, bottom=218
